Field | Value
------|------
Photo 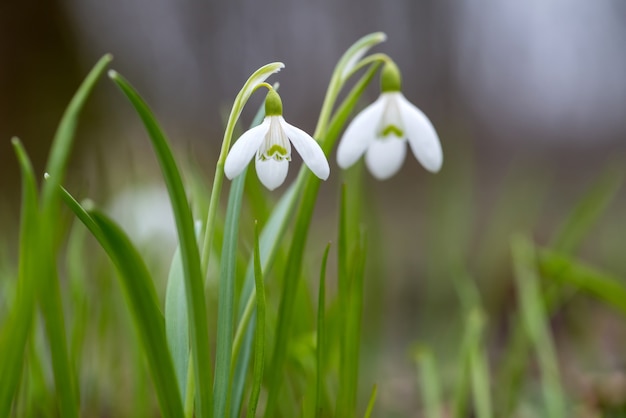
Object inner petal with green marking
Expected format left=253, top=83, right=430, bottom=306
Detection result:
left=378, top=93, right=405, bottom=140
left=258, top=116, right=292, bottom=162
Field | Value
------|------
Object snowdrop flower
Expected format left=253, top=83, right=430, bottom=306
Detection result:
left=225, top=89, right=330, bottom=190
left=337, top=61, right=443, bottom=179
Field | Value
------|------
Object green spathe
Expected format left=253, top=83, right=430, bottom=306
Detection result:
left=380, top=60, right=402, bottom=93
left=264, top=89, right=283, bottom=116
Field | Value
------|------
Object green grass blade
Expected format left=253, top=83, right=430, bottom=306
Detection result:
left=511, top=235, right=565, bottom=418
left=59, top=188, right=184, bottom=417
left=337, top=228, right=368, bottom=417
left=550, top=165, right=624, bottom=254
left=38, top=56, right=112, bottom=418
left=467, top=311, right=492, bottom=418
left=539, top=249, right=626, bottom=315
left=42, top=54, right=112, bottom=208
left=413, top=346, right=443, bottom=418
left=166, top=246, right=190, bottom=402
left=363, top=384, right=378, bottom=418
left=315, top=243, right=331, bottom=416
left=109, top=70, right=212, bottom=418
left=264, top=61, right=381, bottom=418
left=248, top=222, right=266, bottom=418
left=0, top=139, right=40, bottom=417
left=213, top=163, right=246, bottom=418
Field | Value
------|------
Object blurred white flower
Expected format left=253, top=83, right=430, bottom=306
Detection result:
left=224, top=90, right=330, bottom=190
left=337, top=62, right=442, bottom=179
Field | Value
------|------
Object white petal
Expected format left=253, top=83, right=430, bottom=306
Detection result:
left=280, top=118, right=330, bottom=180
left=364, top=139, right=407, bottom=180
left=224, top=118, right=269, bottom=179
left=396, top=93, right=443, bottom=173
left=255, top=157, right=289, bottom=190
left=336, top=96, right=387, bottom=169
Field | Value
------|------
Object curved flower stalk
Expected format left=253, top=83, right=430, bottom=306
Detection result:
left=225, top=89, right=330, bottom=190
left=337, top=60, right=443, bottom=179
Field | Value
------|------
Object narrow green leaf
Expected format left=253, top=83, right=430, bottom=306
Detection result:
left=363, top=384, right=378, bottom=418
left=213, top=160, right=246, bottom=418
left=42, top=54, right=112, bottom=208
left=315, top=243, right=331, bottom=416
left=467, top=311, right=492, bottom=418
left=109, top=70, right=212, bottom=418
left=539, top=249, right=626, bottom=316
left=337, top=228, right=368, bottom=417
left=166, top=246, right=190, bottom=401
left=37, top=55, right=111, bottom=418
left=413, top=346, right=443, bottom=418
left=248, top=222, right=266, bottom=417
left=551, top=165, right=624, bottom=254
left=0, top=139, right=39, bottom=417
left=511, top=235, right=565, bottom=418
left=59, top=188, right=184, bottom=417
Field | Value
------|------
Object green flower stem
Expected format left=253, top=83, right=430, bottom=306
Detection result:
left=313, top=32, right=387, bottom=139
left=264, top=52, right=384, bottom=418
left=200, top=65, right=283, bottom=279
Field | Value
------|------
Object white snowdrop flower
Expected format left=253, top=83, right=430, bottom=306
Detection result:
left=337, top=61, right=443, bottom=179
left=225, top=89, right=330, bottom=190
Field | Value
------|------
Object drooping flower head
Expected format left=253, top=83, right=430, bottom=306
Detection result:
left=337, top=61, right=443, bottom=179
left=225, top=89, right=330, bottom=190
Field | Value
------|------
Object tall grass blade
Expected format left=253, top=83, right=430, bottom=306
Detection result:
left=0, top=139, right=39, bottom=417
left=109, top=70, right=212, bottom=418
left=248, top=222, right=266, bottom=417
left=213, top=162, right=246, bottom=418
left=59, top=188, right=184, bottom=417
left=315, top=243, right=331, bottom=416
left=166, top=246, right=190, bottom=401
left=511, top=235, right=565, bottom=418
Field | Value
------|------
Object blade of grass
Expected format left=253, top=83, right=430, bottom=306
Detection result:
left=539, top=249, right=626, bottom=315
left=511, top=235, right=565, bottom=418
left=495, top=166, right=622, bottom=415
left=248, top=222, right=266, bottom=417
left=550, top=165, right=624, bottom=254
left=166, top=246, right=190, bottom=401
left=315, top=243, right=331, bottom=417
left=413, top=346, right=443, bottom=418
left=59, top=186, right=184, bottom=417
left=337, top=228, right=368, bottom=417
left=0, top=139, right=39, bottom=417
left=363, top=384, right=378, bottom=418
left=109, top=70, right=212, bottom=418
left=468, top=311, right=492, bottom=418
left=36, top=55, right=112, bottom=418
left=213, top=162, right=246, bottom=418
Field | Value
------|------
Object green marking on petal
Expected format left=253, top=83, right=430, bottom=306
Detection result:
left=267, top=144, right=287, bottom=157
left=381, top=124, right=404, bottom=138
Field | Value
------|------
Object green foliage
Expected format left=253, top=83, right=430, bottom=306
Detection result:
left=3, top=33, right=626, bottom=418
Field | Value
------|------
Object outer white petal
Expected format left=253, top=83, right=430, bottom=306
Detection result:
left=364, top=139, right=407, bottom=180
left=336, top=96, right=387, bottom=169
left=280, top=118, right=330, bottom=180
left=396, top=93, right=443, bottom=173
left=224, top=118, right=269, bottom=179
left=255, top=158, right=289, bottom=190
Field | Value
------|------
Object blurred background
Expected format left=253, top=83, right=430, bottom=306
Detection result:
left=2, top=0, right=626, bottom=415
